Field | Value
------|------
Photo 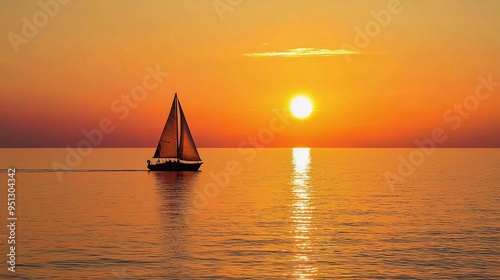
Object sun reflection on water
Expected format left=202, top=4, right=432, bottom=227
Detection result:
left=290, top=148, right=317, bottom=279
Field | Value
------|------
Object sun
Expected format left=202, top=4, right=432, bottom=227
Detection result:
left=290, top=96, right=313, bottom=119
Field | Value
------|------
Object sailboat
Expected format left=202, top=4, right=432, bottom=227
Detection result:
left=147, top=93, right=203, bottom=171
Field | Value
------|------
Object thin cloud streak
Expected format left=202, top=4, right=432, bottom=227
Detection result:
left=245, top=47, right=360, bottom=58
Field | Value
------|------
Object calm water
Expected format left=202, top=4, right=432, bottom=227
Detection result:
left=0, top=148, right=499, bottom=279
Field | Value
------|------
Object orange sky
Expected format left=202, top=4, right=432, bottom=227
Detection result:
left=1, top=0, right=499, bottom=147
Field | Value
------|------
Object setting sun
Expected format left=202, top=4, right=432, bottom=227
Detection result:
left=290, top=96, right=313, bottom=119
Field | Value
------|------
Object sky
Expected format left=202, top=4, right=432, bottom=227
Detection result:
left=1, top=0, right=499, bottom=148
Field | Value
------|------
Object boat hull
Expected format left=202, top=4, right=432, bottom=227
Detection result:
left=147, top=161, right=202, bottom=171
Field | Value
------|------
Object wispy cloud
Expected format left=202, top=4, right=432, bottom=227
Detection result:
left=245, top=48, right=360, bottom=58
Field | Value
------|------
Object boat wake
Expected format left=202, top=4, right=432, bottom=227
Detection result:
left=0, top=169, right=148, bottom=173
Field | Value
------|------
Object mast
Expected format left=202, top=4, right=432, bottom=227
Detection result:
left=175, top=93, right=179, bottom=160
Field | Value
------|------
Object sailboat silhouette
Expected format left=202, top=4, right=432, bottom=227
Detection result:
left=147, top=93, right=203, bottom=171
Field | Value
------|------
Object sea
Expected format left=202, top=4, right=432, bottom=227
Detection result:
left=0, top=148, right=498, bottom=279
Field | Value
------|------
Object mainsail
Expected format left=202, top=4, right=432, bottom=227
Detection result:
left=178, top=102, right=202, bottom=161
left=153, top=94, right=201, bottom=162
